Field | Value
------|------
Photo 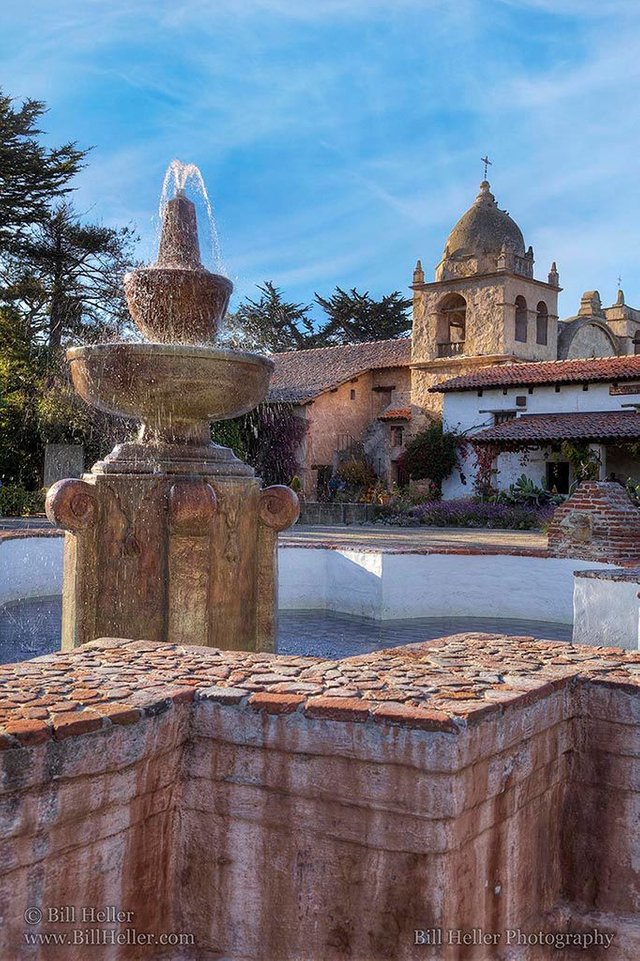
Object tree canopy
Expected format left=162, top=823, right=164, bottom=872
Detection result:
left=231, top=282, right=412, bottom=353
left=0, top=94, right=85, bottom=250
left=2, top=203, right=137, bottom=350
left=229, top=282, right=319, bottom=352
left=0, top=90, right=138, bottom=490
left=314, top=287, right=412, bottom=345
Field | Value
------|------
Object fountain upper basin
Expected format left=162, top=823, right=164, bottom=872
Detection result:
left=123, top=267, right=233, bottom=344
left=67, top=342, right=274, bottom=427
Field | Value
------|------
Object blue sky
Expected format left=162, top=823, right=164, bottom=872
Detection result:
left=2, top=0, right=639, bottom=322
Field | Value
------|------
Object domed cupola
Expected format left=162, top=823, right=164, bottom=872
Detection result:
left=436, top=181, right=530, bottom=281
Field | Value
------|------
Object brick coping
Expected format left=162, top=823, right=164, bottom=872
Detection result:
left=0, top=527, right=551, bottom=558
left=0, top=528, right=62, bottom=543
left=574, top=567, right=640, bottom=582
left=1, top=633, right=639, bottom=750
left=280, top=539, right=551, bottom=558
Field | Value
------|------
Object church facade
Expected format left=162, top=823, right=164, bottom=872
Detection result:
left=269, top=177, right=640, bottom=498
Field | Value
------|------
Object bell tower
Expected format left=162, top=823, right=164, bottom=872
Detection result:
left=410, top=179, right=561, bottom=412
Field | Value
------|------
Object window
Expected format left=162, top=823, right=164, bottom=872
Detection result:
left=634, top=334, right=640, bottom=356
left=350, top=389, right=356, bottom=401
left=515, top=296, right=528, bottom=342
left=536, top=302, right=548, bottom=345
left=390, top=426, right=404, bottom=446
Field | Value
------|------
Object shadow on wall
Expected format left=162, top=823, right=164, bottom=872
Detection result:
left=278, top=547, right=616, bottom=623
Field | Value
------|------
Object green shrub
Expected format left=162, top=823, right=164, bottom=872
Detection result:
left=334, top=458, right=377, bottom=490
left=400, top=424, right=460, bottom=490
left=0, top=484, right=46, bottom=517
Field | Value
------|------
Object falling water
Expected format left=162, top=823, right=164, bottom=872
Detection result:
left=158, top=159, right=225, bottom=274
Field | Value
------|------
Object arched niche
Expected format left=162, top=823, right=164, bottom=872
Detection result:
left=515, top=295, right=528, bottom=343
left=436, top=293, right=466, bottom=358
left=536, top=301, right=548, bottom=346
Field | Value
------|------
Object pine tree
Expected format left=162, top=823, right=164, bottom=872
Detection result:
left=0, top=93, right=85, bottom=250
left=232, top=281, right=319, bottom=352
left=314, top=287, right=412, bottom=344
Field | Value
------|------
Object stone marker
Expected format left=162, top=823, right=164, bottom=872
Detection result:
left=43, top=444, right=84, bottom=487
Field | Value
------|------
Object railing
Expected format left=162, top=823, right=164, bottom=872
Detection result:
left=336, top=433, right=357, bottom=452
left=437, top=341, right=465, bottom=358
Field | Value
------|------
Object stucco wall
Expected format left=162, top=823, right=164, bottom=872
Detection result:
left=563, top=322, right=619, bottom=359
left=440, top=379, right=640, bottom=495
left=279, top=546, right=615, bottom=623
left=4, top=537, right=617, bottom=628
left=443, top=381, right=639, bottom=436
left=0, top=534, right=63, bottom=605
left=573, top=571, right=639, bottom=650
left=299, top=366, right=410, bottom=496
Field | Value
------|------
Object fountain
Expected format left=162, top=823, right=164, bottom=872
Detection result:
left=45, top=164, right=299, bottom=652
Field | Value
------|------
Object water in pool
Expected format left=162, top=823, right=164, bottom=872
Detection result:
left=0, top=596, right=572, bottom=664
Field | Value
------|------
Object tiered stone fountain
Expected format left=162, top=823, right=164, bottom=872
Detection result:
left=45, top=178, right=299, bottom=653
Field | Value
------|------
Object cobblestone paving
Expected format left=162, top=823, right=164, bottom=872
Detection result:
left=0, top=633, right=638, bottom=749
left=0, top=597, right=571, bottom=665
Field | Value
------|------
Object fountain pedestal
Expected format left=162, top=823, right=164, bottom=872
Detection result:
left=46, top=186, right=299, bottom=653
left=47, top=470, right=297, bottom=652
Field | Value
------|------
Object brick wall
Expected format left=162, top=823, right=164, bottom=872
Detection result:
left=547, top=480, right=640, bottom=565
left=2, top=635, right=640, bottom=960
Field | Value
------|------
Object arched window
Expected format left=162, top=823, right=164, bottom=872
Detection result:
left=515, top=296, right=528, bottom=343
left=536, top=301, right=548, bottom=346
left=436, top=293, right=466, bottom=357
left=633, top=333, right=640, bottom=356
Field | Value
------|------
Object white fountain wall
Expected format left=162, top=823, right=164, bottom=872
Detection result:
left=0, top=535, right=621, bottom=626
left=278, top=547, right=616, bottom=624
left=0, top=537, right=64, bottom=605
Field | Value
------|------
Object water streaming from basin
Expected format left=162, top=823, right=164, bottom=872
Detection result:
left=159, top=159, right=224, bottom=274
left=45, top=163, right=298, bottom=654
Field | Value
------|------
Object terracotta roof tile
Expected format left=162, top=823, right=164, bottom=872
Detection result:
left=430, top=355, right=640, bottom=393
left=378, top=407, right=412, bottom=421
left=268, top=338, right=412, bottom=403
left=472, top=410, right=640, bottom=444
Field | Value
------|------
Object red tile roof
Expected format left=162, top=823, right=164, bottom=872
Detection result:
left=430, top=355, right=640, bottom=393
left=378, top=407, right=412, bottom=421
left=268, top=338, right=412, bottom=403
left=472, top=410, right=640, bottom=444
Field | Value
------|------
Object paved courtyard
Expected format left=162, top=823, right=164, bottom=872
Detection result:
left=282, top=523, right=548, bottom=554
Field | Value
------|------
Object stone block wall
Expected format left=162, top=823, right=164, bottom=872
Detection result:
left=1, top=635, right=640, bottom=960
left=547, top=481, right=640, bottom=565
left=298, top=502, right=376, bottom=525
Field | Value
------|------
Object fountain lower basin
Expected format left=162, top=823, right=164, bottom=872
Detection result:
left=68, top=342, right=273, bottom=428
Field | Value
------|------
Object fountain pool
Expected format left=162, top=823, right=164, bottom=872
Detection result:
left=0, top=594, right=571, bottom=665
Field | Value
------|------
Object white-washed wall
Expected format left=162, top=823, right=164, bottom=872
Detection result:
left=573, top=573, right=640, bottom=650
left=441, top=380, right=639, bottom=498
left=279, top=547, right=615, bottom=623
left=0, top=537, right=64, bottom=605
